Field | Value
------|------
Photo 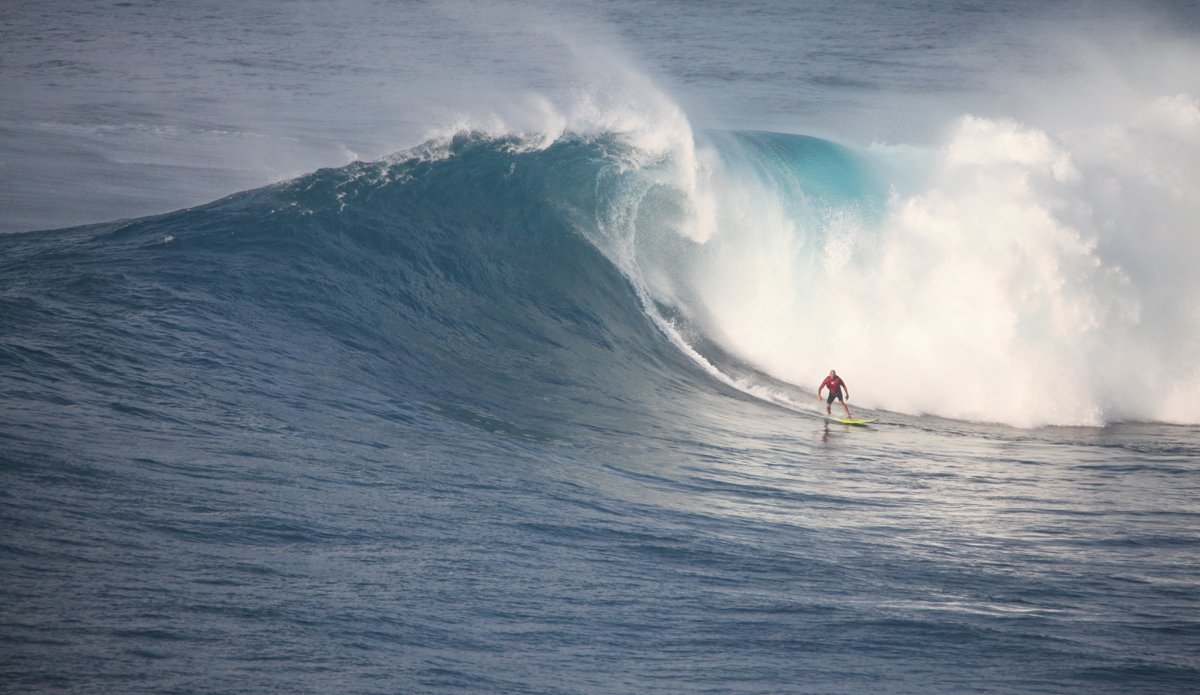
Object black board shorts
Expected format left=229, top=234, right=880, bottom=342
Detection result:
left=826, top=390, right=843, bottom=404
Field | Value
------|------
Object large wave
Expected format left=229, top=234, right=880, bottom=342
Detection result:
left=10, top=83, right=1197, bottom=430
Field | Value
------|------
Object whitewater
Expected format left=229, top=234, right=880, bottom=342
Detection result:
left=2, top=1, right=1199, bottom=694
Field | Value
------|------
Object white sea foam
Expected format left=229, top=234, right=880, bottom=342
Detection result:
left=628, top=102, right=1200, bottom=427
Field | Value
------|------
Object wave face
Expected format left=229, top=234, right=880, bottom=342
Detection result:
left=0, top=133, right=717, bottom=438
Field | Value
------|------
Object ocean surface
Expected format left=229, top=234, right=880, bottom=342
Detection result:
left=3, top=1, right=1200, bottom=693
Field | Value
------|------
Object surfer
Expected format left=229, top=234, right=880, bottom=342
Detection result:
left=818, top=370, right=851, bottom=418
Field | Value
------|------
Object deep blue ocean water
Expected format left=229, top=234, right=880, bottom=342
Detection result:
left=3, top=2, right=1200, bottom=693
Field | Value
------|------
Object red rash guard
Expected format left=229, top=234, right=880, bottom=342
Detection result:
left=820, top=376, right=845, bottom=396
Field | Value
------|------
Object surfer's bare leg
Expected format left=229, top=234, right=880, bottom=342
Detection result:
left=841, top=399, right=851, bottom=418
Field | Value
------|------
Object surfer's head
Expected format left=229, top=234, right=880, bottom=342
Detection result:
left=830, top=370, right=837, bottom=377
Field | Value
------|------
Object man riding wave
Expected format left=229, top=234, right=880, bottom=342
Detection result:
left=818, top=370, right=851, bottom=418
